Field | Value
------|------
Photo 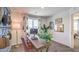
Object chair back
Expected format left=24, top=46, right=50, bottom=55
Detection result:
left=21, top=37, right=32, bottom=51
left=21, top=37, right=28, bottom=51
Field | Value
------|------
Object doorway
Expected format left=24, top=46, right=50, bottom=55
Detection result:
left=72, top=12, right=79, bottom=49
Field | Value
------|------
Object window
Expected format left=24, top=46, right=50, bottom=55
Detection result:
left=28, top=18, right=33, bottom=29
left=27, top=18, right=38, bottom=34
left=74, top=20, right=78, bottom=31
left=28, top=18, right=38, bottom=29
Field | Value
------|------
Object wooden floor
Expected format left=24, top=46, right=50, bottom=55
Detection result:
left=10, top=41, right=78, bottom=52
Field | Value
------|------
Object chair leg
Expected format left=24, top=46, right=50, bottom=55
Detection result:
left=46, top=46, right=49, bottom=52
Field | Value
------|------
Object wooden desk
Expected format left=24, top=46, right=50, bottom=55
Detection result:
left=28, top=38, right=50, bottom=52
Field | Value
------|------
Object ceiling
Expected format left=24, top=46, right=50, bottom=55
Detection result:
left=10, top=7, right=71, bottom=17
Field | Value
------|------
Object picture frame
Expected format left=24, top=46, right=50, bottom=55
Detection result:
left=55, top=18, right=62, bottom=24
left=55, top=24, right=64, bottom=32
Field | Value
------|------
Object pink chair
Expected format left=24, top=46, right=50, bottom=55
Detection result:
left=21, top=37, right=33, bottom=52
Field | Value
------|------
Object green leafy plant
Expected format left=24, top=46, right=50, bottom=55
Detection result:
left=38, top=24, right=53, bottom=42
left=41, top=24, right=50, bottom=33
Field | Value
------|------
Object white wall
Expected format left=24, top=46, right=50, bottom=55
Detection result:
left=40, top=17, right=51, bottom=26
left=52, top=9, right=71, bottom=47
left=52, top=8, right=79, bottom=48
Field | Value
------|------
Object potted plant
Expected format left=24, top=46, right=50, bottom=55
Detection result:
left=38, top=24, right=53, bottom=43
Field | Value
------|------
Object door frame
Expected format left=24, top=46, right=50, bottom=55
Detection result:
left=71, top=11, right=79, bottom=48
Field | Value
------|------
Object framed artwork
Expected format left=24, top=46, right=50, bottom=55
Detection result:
left=55, top=24, right=64, bottom=32
left=55, top=17, right=64, bottom=32
left=55, top=18, right=62, bottom=24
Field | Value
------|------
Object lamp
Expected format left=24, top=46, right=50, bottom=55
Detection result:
left=12, top=23, right=21, bottom=47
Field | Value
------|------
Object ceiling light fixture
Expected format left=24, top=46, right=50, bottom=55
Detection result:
left=41, top=7, right=44, bottom=9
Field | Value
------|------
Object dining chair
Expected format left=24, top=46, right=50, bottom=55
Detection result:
left=21, top=37, right=32, bottom=52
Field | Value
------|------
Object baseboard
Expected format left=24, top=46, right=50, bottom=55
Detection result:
left=52, top=40, right=72, bottom=48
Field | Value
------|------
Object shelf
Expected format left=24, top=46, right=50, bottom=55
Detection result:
left=0, top=27, right=10, bottom=28
left=0, top=25, right=11, bottom=28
